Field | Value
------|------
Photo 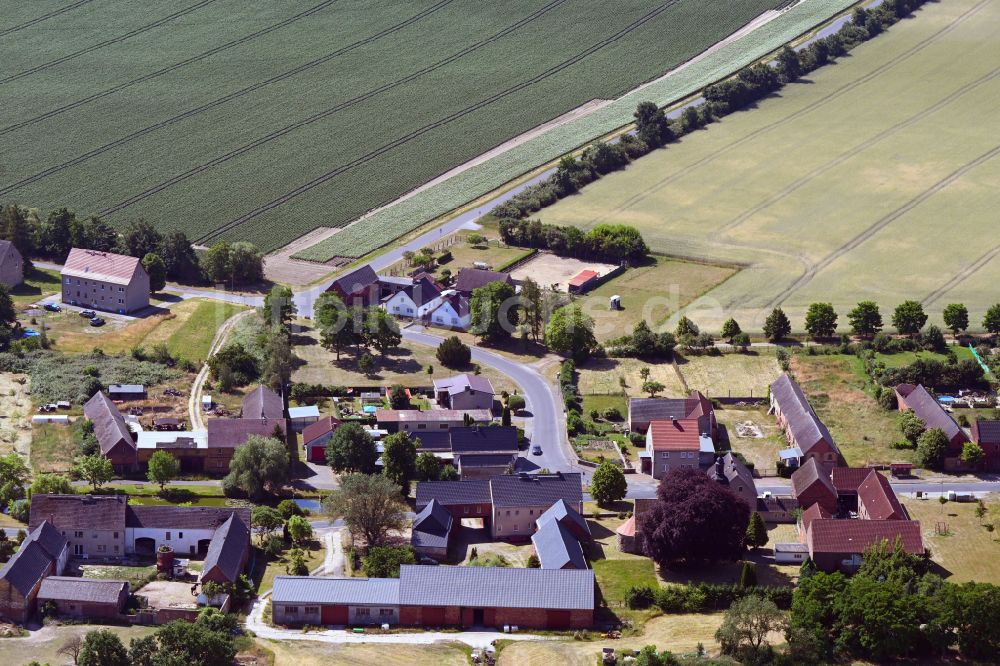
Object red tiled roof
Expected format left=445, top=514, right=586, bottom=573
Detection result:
left=831, top=467, right=876, bottom=493
left=790, top=458, right=836, bottom=501
left=808, top=519, right=923, bottom=555
left=62, top=248, right=142, bottom=285
left=856, top=471, right=905, bottom=520
left=303, top=416, right=338, bottom=444
left=799, top=503, right=831, bottom=531
left=616, top=515, right=636, bottom=538
left=647, top=418, right=703, bottom=451
left=568, top=270, right=598, bottom=287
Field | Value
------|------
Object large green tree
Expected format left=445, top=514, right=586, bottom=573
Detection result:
left=146, top=450, right=180, bottom=491
left=470, top=281, right=518, bottom=343
left=362, top=545, right=416, bottom=577
left=763, top=307, right=791, bottom=342
left=326, top=422, right=377, bottom=474
left=264, top=285, right=297, bottom=329
left=544, top=304, right=597, bottom=361
left=435, top=335, right=471, bottom=368
left=983, top=303, right=1000, bottom=334
left=316, top=293, right=362, bottom=360
left=720, top=318, right=742, bottom=345
left=381, top=431, right=418, bottom=496
left=120, top=219, right=162, bottom=259
left=74, top=454, right=114, bottom=491
left=415, top=451, right=441, bottom=482
left=158, top=231, right=201, bottom=282
left=745, top=511, right=768, bottom=550
left=715, top=595, right=786, bottom=665
left=848, top=301, right=883, bottom=338
left=892, top=300, right=927, bottom=336
left=141, top=253, right=167, bottom=293
left=804, top=302, right=838, bottom=339
left=520, top=276, right=545, bottom=342
left=363, top=306, right=401, bottom=355
left=942, top=303, right=969, bottom=336
left=590, top=460, right=627, bottom=507
left=78, top=630, right=129, bottom=666
left=223, top=435, right=289, bottom=500
left=322, top=473, right=408, bottom=549
left=916, top=427, right=950, bottom=470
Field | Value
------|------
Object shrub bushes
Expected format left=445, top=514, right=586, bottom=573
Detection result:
left=625, top=583, right=792, bottom=613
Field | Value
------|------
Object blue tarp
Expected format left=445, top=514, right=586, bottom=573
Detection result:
left=21, top=329, right=39, bottom=338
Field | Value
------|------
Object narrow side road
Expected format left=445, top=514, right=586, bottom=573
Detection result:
left=189, top=309, right=254, bottom=430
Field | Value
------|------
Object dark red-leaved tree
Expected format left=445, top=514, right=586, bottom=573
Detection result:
left=639, top=467, right=751, bottom=568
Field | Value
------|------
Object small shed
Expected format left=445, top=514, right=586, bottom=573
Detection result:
left=108, top=384, right=147, bottom=401
left=153, top=417, right=181, bottom=431
left=778, top=447, right=803, bottom=469
left=774, top=542, right=809, bottom=564
left=567, top=270, right=599, bottom=294
left=288, top=405, right=321, bottom=433
left=32, top=414, right=70, bottom=425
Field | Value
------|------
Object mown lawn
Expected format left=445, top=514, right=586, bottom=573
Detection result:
left=577, top=357, right=685, bottom=397
left=10, top=267, right=61, bottom=308
left=904, top=496, right=1000, bottom=584
left=255, top=539, right=325, bottom=595
left=30, top=422, right=77, bottom=473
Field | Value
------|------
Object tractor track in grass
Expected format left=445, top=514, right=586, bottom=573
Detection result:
left=196, top=0, right=686, bottom=243
left=0, top=0, right=341, bottom=137
left=97, top=0, right=582, bottom=218
left=0, top=0, right=94, bottom=38
left=583, top=0, right=990, bottom=228
left=0, top=0, right=458, bottom=197
left=0, top=0, right=223, bottom=85
left=716, top=62, right=1000, bottom=235
left=764, top=141, right=1000, bottom=308
left=922, top=241, right=1000, bottom=307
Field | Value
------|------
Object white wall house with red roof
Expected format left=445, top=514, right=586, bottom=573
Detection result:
left=60, top=248, right=150, bottom=314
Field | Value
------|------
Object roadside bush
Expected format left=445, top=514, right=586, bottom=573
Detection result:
left=506, top=394, right=526, bottom=412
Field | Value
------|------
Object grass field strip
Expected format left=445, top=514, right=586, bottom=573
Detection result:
left=0, top=0, right=459, bottom=198
left=97, top=0, right=579, bottom=221
left=295, top=0, right=858, bottom=261
left=581, top=0, right=991, bottom=229
left=195, top=0, right=688, bottom=243
left=0, top=0, right=341, bottom=138
left=0, top=0, right=222, bottom=86
left=0, top=0, right=94, bottom=38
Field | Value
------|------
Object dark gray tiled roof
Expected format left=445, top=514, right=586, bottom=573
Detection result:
left=536, top=499, right=591, bottom=538
left=404, top=276, right=443, bottom=306
left=450, top=426, right=517, bottom=453
left=242, top=385, right=284, bottom=420
left=457, top=453, right=517, bottom=469
left=273, top=576, right=400, bottom=605
left=126, top=505, right=251, bottom=530
left=331, top=264, right=378, bottom=295
left=490, top=473, right=582, bottom=508
left=38, top=577, right=127, bottom=604
left=83, top=391, right=134, bottom=456
left=415, top=479, right=491, bottom=509
left=896, top=384, right=966, bottom=444
left=531, top=519, right=587, bottom=570
left=26, top=520, right=68, bottom=561
left=30, top=494, right=127, bottom=532
left=398, top=565, right=594, bottom=610
left=974, top=419, right=1000, bottom=445
left=411, top=499, right=453, bottom=550
left=0, top=541, right=52, bottom=596
left=201, top=513, right=250, bottom=583
left=707, top=453, right=756, bottom=495
left=770, top=374, right=839, bottom=456
left=455, top=268, right=510, bottom=294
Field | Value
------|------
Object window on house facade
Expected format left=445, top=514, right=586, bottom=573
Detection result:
left=166, top=532, right=171, bottom=540
left=304, top=606, right=318, bottom=614
left=418, top=424, right=426, bottom=429
left=113, top=532, right=118, bottom=539
left=286, top=606, right=299, bottom=614
left=357, top=608, right=370, bottom=617
left=178, top=532, right=183, bottom=539
left=97, top=544, right=106, bottom=553
left=74, top=531, right=83, bottom=538
left=513, top=525, right=518, bottom=532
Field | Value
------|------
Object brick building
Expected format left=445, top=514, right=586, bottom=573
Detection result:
left=770, top=374, right=842, bottom=469
left=36, top=577, right=128, bottom=620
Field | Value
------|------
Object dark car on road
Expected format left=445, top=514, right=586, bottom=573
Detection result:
left=80, top=310, right=96, bottom=318
left=531, top=444, right=542, bottom=455
left=43, top=303, right=61, bottom=312
left=89, top=317, right=105, bottom=327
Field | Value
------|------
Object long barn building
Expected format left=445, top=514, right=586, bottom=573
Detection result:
left=272, top=565, right=594, bottom=630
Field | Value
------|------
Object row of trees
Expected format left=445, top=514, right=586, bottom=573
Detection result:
left=0, top=204, right=265, bottom=286
left=496, top=219, right=649, bottom=265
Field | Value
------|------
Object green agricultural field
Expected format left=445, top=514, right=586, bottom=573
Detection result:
left=540, top=0, right=1000, bottom=333
left=0, top=0, right=791, bottom=254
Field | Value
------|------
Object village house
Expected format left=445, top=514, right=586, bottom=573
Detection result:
left=29, top=494, right=127, bottom=560
left=531, top=500, right=591, bottom=570
left=0, top=240, right=23, bottom=288
left=433, top=374, right=495, bottom=411
left=61, top=248, right=150, bottom=314
left=303, top=416, right=340, bottom=463
left=627, top=392, right=716, bottom=435
left=242, top=385, right=284, bottom=420
left=770, top=374, right=842, bottom=469
left=325, top=264, right=380, bottom=306
left=84, top=391, right=138, bottom=472
left=376, top=408, right=492, bottom=433
left=406, top=426, right=518, bottom=479
left=454, top=267, right=513, bottom=296
left=706, top=453, right=757, bottom=514
left=895, top=384, right=970, bottom=469
left=643, top=417, right=715, bottom=480
left=429, top=291, right=471, bottom=330
left=271, top=565, right=594, bottom=630
left=0, top=521, right=69, bottom=623
left=971, top=419, right=1000, bottom=471
left=790, top=458, right=839, bottom=514
left=382, top=275, right=443, bottom=319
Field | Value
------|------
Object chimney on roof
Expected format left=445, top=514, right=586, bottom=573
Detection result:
left=715, top=457, right=724, bottom=476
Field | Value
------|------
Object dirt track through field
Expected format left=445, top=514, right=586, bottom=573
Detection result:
left=0, top=0, right=342, bottom=137
left=0, top=0, right=94, bottom=38
left=0, top=0, right=222, bottom=85
left=197, top=0, right=687, bottom=243
left=717, top=63, right=1000, bottom=236
left=583, top=0, right=991, bottom=228
left=98, top=0, right=577, bottom=219
left=764, top=140, right=1000, bottom=308
left=922, top=240, right=1000, bottom=307
left=0, top=0, right=458, bottom=197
